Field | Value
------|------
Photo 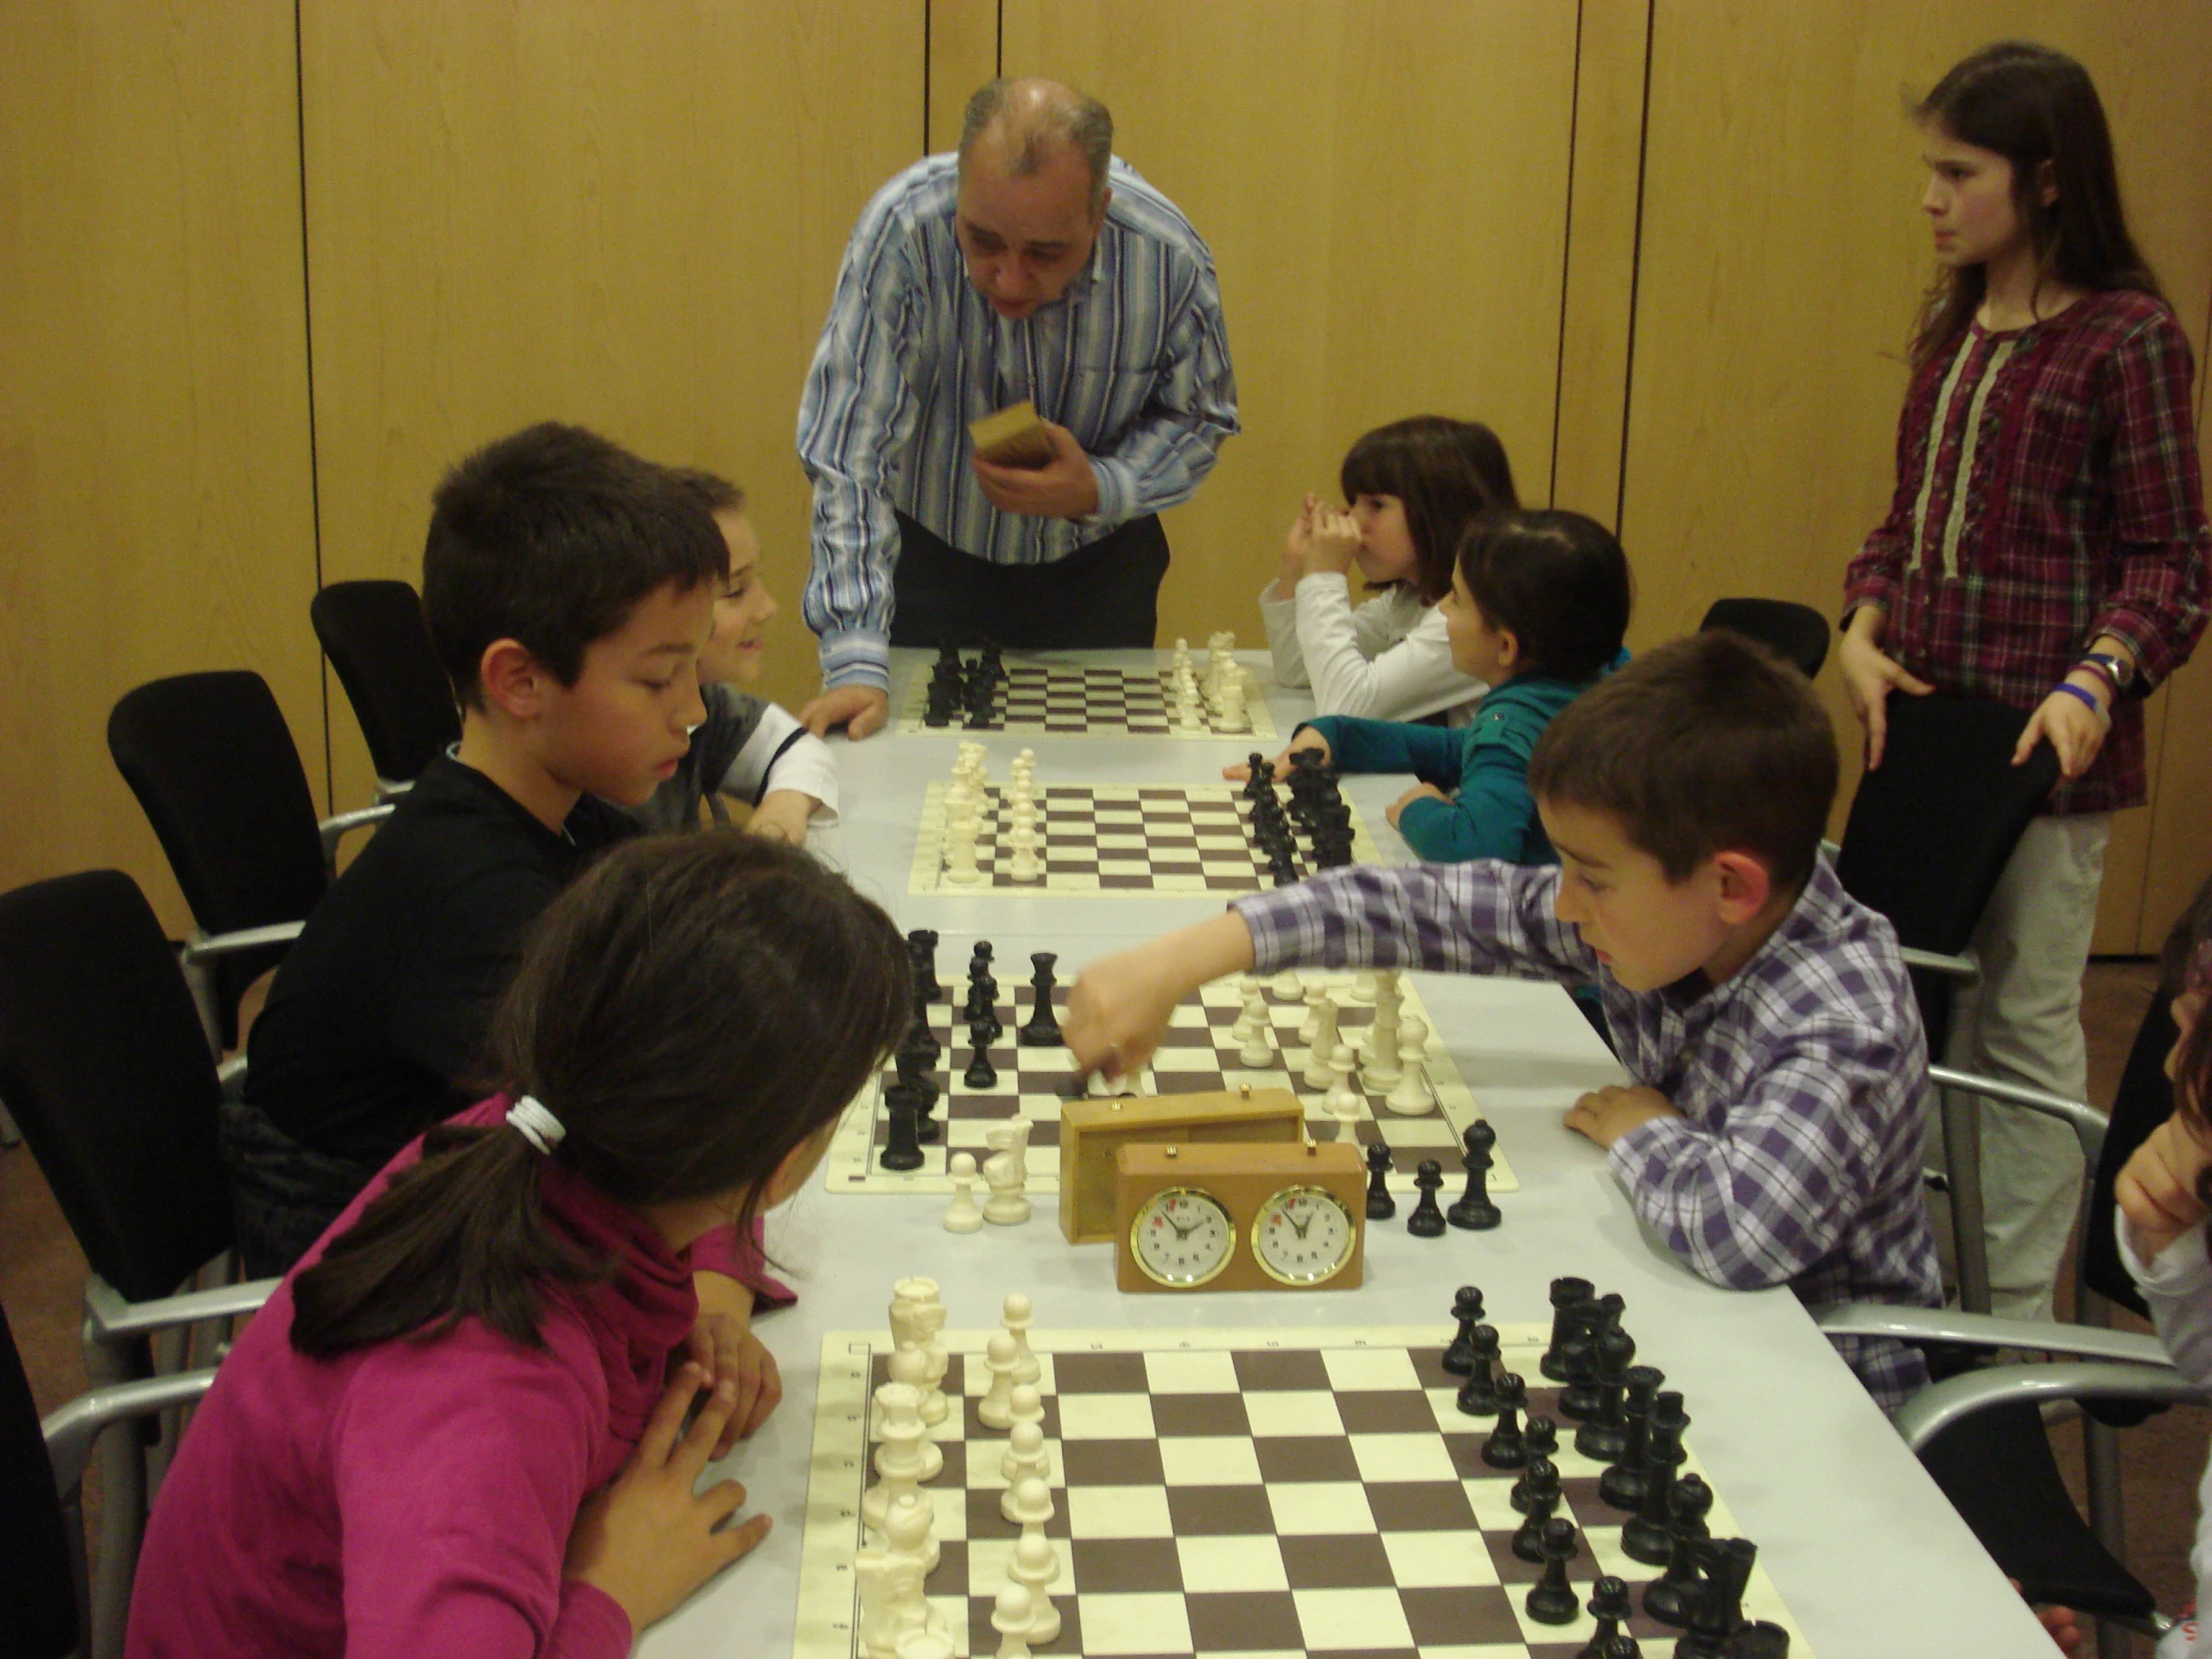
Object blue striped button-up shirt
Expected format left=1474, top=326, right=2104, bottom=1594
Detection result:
left=797, top=154, right=1240, bottom=691
left=1232, top=854, right=1942, bottom=1411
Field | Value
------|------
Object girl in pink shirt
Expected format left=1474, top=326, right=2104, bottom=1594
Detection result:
left=128, top=833, right=911, bottom=1658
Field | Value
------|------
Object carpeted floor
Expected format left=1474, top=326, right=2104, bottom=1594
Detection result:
left=1, top=960, right=2199, bottom=1652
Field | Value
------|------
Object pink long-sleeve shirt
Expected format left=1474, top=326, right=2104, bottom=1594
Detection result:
left=127, top=1097, right=791, bottom=1658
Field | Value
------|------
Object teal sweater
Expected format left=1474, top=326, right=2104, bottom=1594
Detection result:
left=1305, top=674, right=1590, bottom=864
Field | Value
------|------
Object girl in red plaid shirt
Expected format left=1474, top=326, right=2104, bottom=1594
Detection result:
left=1842, top=42, right=2211, bottom=1325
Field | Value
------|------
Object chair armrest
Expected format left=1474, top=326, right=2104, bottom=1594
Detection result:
left=1815, top=1303, right=2168, bottom=1365
left=217, top=1053, right=248, bottom=1101
left=182, top=920, right=305, bottom=963
left=1928, top=1064, right=2105, bottom=1167
left=43, top=1368, right=220, bottom=1499
left=1902, top=946, right=1977, bottom=979
left=318, top=804, right=392, bottom=862
left=84, top=1276, right=279, bottom=1343
left=1893, top=1361, right=2207, bottom=1453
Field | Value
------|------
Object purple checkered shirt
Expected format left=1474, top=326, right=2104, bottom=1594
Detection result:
left=1233, top=856, right=1942, bottom=1410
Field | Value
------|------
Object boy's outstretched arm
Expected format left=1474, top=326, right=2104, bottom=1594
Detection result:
left=1064, top=911, right=1255, bottom=1078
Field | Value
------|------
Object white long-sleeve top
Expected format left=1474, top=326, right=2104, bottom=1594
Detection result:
left=2118, top=1210, right=2212, bottom=1657
left=1258, top=573, right=1485, bottom=726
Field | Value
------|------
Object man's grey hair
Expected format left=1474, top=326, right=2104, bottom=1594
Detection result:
left=958, top=79, right=1113, bottom=214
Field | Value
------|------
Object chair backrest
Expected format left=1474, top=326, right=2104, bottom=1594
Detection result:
left=2078, top=991, right=2180, bottom=1321
left=0, top=1300, right=78, bottom=1659
left=0, top=871, right=235, bottom=1305
left=1699, top=598, right=1832, bottom=679
left=308, top=580, right=460, bottom=788
left=106, top=670, right=330, bottom=1044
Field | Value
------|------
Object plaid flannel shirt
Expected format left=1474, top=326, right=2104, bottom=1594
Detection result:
left=1233, top=857, right=1942, bottom=1411
left=1844, top=287, right=2211, bottom=815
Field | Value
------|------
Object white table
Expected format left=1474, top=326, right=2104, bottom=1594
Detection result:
left=644, top=650, right=2046, bottom=1657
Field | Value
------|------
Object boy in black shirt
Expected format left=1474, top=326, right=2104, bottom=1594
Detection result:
left=230, top=423, right=726, bottom=1277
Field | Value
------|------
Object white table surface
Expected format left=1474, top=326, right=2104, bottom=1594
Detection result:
left=642, top=650, right=2044, bottom=1658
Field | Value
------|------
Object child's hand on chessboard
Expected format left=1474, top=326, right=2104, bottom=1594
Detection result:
left=2115, top=1111, right=2212, bottom=1266
left=1385, top=784, right=1449, bottom=827
left=1222, top=726, right=1330, bottom=783
left=1563, top=1083, right=1683, bottom=1149
left=1065, top=913, right=1259, bottom=1081
left=566, top=1362, right=771, bottom=1630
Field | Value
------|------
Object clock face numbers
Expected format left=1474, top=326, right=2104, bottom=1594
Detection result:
left=1130, top=1188, right=1235, bottom=1287
left=1252, top=1185, right=1358, bottom=1285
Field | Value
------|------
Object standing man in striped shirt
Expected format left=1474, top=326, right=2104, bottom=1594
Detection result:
left=796, top=78, right=1240, bottom=740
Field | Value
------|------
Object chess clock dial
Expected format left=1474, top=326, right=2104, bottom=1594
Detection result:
left=1252, top=1185, right=1359, bottom=1285
left=1128, top=1188, right=1236, bottom=1287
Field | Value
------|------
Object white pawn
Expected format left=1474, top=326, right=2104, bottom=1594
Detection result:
left=1006, top=1382, right=1045, bottom=1435
left=1000, top=1417, right=1053, bottom=1507
left=1237, top=990, right=1275, bottom=1069
left=992, top=1583, right=1035, bottom=1659
left=882, top=1352, right=944, bottom=1480
left=977, top=1332, right=1020, bottom=1429
left=1351, top=968, right=1380, bottom=1004
left=1008, top=841, right=1041, bottom=883
left=1005, top=1474, right=1055, bottom=1533
left=1326, top=1043, right=1364, bottom=1128
left=1269, top=965, right=1304, bottom=1000
left=882, top=1488, right=940, bottom=1577
left=1001, top=1294, right=1042, bottom=1384
left=1385, top=1015, right=1434, bottom=1115
left=1010, top=1529, right=1064, bottom=1643
left=944, top=1152, right=984, bottom=1232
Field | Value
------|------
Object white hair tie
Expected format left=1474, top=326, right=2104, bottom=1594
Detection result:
left=506, top=1094, right=566, bottom=1155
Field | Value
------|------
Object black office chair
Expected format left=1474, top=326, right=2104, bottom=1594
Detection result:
left=309, top=580, right=460, bottom=801
left=0, top=870, right=277, bottom=1658
left=1833, top=691, right=2061, bottom=1314
left=2, top=1297, right=219, bottom=1659
left=106, top=670, right=386, bottom=1050
left=1698, top=598, right=1832, bottom=679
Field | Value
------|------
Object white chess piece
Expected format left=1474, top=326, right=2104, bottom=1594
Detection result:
left=1000, top=1418, right=1053, bottom=1508
left=1001, top=1294, right=1042, bottom=1384
left=882, top=1353, right=944, bottom=1480
left=1326, top=1043, right=1364, bottom=1128
left=1236, top=986, right=1275, bottom=1069
left=977, top=1332, right=1020, bottom=1429
left=1008, top=841, right=1041, bottom=883
left=1361, top=980, right=1404, bottom=1090
left=1006, top=1382, right=1044, bottom=1435
left=860, top=1382, right=927, bottom=1532
left=1385, top=1015, right=1435, bottom=1115
left=894, top=1629, right=955, bottom=1659
left=1010, top=1529, right=1064, bottom=1643
left=856, top=1547, right=900, bottom=1659
left=944, top=820, right=982, bottom=885
left=982, top=1124, right=1031, bottom=1226
left=1298, top=982, right=1328, bottom=1048
left=1005, top=1474, right=1055, bottom=1532
left=943, top=1152, right=984, bottom=1232
left=882, top=1489, right=941, bottom=1577
left=1269, top=965, right=1304, bottom=1000
left=1350, top=968, right=1379, bottom=1004
left=1301, top=994, right=1343, bottom=1092
left=992, top=1583, right=1035, bottom=1659
left=884, top=1552, right=947, bottom=1650
left=1216, top=675, right=1249, bottom=733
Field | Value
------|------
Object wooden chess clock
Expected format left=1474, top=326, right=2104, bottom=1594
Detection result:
left=1058, top=1087, right=1307, bottom=1244
left=1113, top=1140, right=1366, bottom=1293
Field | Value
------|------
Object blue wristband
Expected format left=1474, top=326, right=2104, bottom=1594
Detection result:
left=2052, top=681, right=2105, bottom=717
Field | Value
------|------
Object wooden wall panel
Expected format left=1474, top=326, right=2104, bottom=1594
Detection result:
left=299, top=0, right=926, bottom=804
left=997, top=0, right=1580, bottom=649
left=1620, top=1, right=2212, bottom=952
left=928, top=0, right=1002, bottom=154
left=0, top=1, right=320, bottom=934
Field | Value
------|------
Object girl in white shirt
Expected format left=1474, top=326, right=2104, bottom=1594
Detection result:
left=2113, top=880, right=2212, bottom=1658
left=1260, top=416, right=1517, bottom=725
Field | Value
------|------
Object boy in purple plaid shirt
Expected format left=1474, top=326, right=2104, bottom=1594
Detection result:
left=1066, top=632, right=1941, bottom=1409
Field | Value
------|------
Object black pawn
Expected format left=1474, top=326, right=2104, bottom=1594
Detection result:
left=1641, top=1475, right=1714, bottom=1626
left=877, top=1084, right=925, bottom=1171
left=1510, top=1465, right=1561, bottom=1561
left=1442, top=1286, right=1485, bottom=1374
left=963, top=1018, right=999, bottom=1089
left=1454, top=1326, right=1501, bottom=1415
left=968, top=941, right=997, bottom=998
left=1480, top=1373, right=1527, bottom=1468
left=1524, top=1414, right=1558, bottom=1459
left=1405, top=1160, right=1446, bottom=1237
left=1019, top=952, right=1061, bottom=1045
left=1242, top=754, right=1271, bottom=799
left=1575, top=1576, right=1634, bottom=1659
left=1523, top=1517, right=1581, bottom=1625
left=1445, top=1119, right=1502, bottom=1229
left=1364, top=1141, right=1396, bottom=1220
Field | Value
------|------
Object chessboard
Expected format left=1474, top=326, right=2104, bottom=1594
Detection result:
left=826, top=963, right=1517, bottom=1197
left=895, top=661, right=1280, bottom=742
left=909, top=783, right=1382, bottom=897
left=796, top=1322, right=1813, bottom=1659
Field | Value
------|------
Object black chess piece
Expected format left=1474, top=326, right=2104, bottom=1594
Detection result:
left=1723, top=1622, right=1790, bottom=1658
left=1575, top=1325, right=1638, bottom=1462
left=1676, top=1536, right=1758, bottom=1658
left=877, top=1083, right=925, bottom=1171
left=892, top=1035, right=941, bottom=1114
left=1641, top=1476, right=1715, bottom=1627
left=900, top=1007, right=941, bottom=1073
left=1019, top=952, right=1061, bottom=1045
left=1242, top=754, right=1271, bottom=800
left=1542, top=1278, right=1596, bottom=1381
left=1523, top=1517, right=1581, bottom=1625
left=1405, top=1160, right=1446, bottom=1237
left=1599, top=1366, right=1667, bottom=1510
left=1602, top=1640, right=1646, bottom=1659
left=1622, top=1393, right=1691, bottom=1563
left=1575, top=1576, right=1635, bottom=1659
left=963, top=979, right=996, bottom=1025
left=1268, top=852, right=1301, bottom=887
left=1524, top=1414, right=1558, bottom=1459
left=963, top=1017, right=999, bottom=1089
left=906, top=929, right=943, bottom=1002
left=1445, top=1120, right=1502, bottom=1229
left=1510, top=1459, right=1561, bottom=1561
left=1442, top=1286, right=1485, bottom=1374
left=1454, top=1326, right=1501, bottom=1415
left=1364, top=1140, right=1396, bottom=1220
left=1480, top=1372, right=1527, bottom=1468
left=1555, top=1332, right=1597, bottom=1421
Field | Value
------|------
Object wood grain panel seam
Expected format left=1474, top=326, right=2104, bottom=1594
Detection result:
left=1612, top=0, right=1656, bottom=538
left=1545, top=0, right=1586, bottom=510
left=293, top=0, right=332, bottom=814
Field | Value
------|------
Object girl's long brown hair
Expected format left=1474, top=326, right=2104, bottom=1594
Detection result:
left=1340, top=417, right=1519, bottom=604
left=290, top=833, right=909, bottom=1356
left=1911, top=42, right=2162, bottom=370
